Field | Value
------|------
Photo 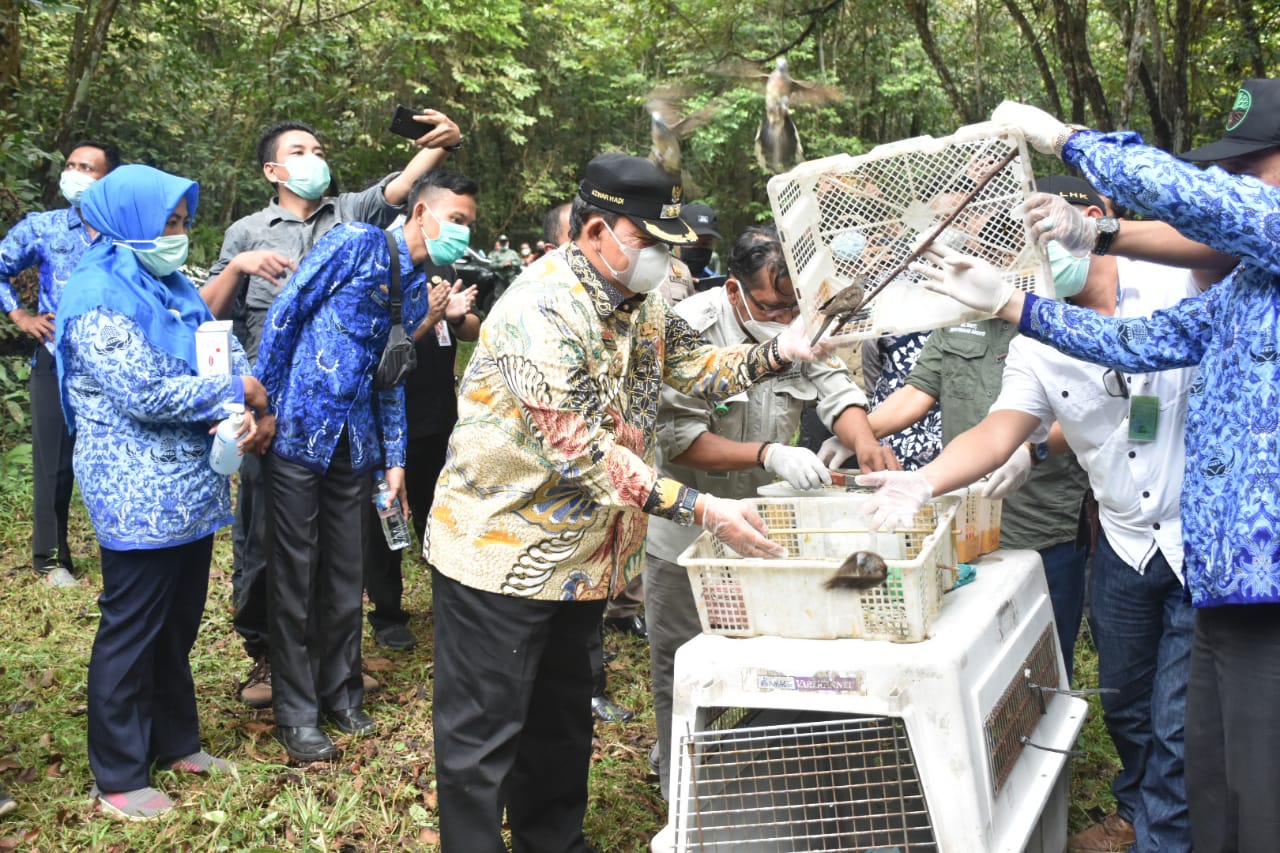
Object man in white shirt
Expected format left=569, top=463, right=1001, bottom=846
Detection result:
left=859, top=191, right=1198, bottom=853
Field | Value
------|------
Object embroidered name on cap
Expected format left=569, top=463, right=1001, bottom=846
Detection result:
left=590, top=188, right=625, bottom=205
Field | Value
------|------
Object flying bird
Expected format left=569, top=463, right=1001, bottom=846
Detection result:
left=748, top=57, right=844, bottom=174
left=645, top=88, right=720, bottom=178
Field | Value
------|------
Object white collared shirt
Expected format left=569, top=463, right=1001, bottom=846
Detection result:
left=991, top=258, right=1199, bottom=582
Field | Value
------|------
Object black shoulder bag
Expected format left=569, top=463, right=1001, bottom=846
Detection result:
left=374, top=230, right=418, bottom=390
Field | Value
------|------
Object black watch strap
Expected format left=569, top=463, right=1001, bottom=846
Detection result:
left=1093, top=216, right=1119, bottom=256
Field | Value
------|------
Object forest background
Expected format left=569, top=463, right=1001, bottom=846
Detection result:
left=0, top=0, right=1277, bottom=850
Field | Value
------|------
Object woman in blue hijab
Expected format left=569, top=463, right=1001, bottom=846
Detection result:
left=57, top=164, right=269, bottom=820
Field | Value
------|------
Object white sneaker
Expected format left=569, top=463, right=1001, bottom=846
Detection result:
left=44, top=568, right=78, bottom=588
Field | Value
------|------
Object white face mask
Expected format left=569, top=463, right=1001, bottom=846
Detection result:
left=598, top=220, right=669, bottom=293
left=60, top=170, right=96, bottom=206
left=730, top=283, right=790, bottom=343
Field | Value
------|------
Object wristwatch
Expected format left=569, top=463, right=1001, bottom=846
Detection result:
left=1052, top=123, right=1088, bottom=158
left=1026, top=441, right=1052, bottom=465
left=1093, top=216, right=1120, bottom=256
left=673, top=487, right=699, bottom=527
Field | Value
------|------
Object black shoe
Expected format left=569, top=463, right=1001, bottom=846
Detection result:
left=274, top=726, right=338, bottom=762
left=373, top=622, right=418, bottom=651
left=591, top=695, right=635, bottom=724
left=604, top=614, right=647, bottom=640
left=325, top=707, right=376, bottom=735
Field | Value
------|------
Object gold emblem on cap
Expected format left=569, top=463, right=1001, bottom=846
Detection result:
left=660, top=203, right=681, bottom=219
left=671, top=185, right=683, bottom=202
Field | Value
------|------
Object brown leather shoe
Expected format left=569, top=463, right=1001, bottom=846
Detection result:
left=237, top=656, right=271, bottom=708
left=1069, top=813, right=1135, bottom=853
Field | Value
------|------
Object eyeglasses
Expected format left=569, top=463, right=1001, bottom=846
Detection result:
left=739, top=279, right=800, bottom=320
left=1102, top=368, right=1130, bottom=399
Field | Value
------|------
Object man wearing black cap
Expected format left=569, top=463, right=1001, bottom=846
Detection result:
left=676, top=201, right=722, bottom=281
left=425, top=152, right=832, bottom=852
left=914, top=83, right=1280, bottom=853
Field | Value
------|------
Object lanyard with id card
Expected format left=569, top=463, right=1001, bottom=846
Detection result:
left=1128, top=394, right=1159, bottom=442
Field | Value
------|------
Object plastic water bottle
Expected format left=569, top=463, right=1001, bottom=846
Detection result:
left=209, top=406, right=246, bottom=475
left=373, top=471, right=411, bottom=551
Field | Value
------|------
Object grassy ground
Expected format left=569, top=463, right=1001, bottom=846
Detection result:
left=0, top=410, right=1120, bottom=850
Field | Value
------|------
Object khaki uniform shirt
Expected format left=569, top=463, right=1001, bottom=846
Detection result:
left=908, top=318, right=1087, bottom=551
left=647, top=288, right=868, bottom=563
left=427, top=246, right=778, bottom=601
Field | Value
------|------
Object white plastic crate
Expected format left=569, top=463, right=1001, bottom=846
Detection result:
left=654, top=551, right=1087, bottom=853
left=757, top=480, right=1003, bottom=565
left=678, top=495, right=960, bottom=642
left=767, top=122, right=1054, bottom=343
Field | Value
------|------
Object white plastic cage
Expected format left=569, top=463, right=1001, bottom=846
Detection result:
left=654, top=551, right=1088, bottom=853
left=767, top=122, right=1054, bottom=343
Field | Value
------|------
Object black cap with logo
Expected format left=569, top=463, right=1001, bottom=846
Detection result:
left=1181, top=79, right=1280, bottom=162
left=1035, top=175, right=1105, bottom=210
left=578, top=153, right=697, bottom=245
left=681, top=202, right=722, bottom=239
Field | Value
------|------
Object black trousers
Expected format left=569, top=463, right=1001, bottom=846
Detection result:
left=88, top=536, right=212, bottom=791
left=363, top=433, right=448, bottom=632
left=231, top=450, right=269, bottom=658
left=264, top=437, right=368, bottom=727
left=30, top=347, right=75, bottom=573
left=431, top=568, right=603, bottom=853
left=1186, top=603, right=1280, bottom=852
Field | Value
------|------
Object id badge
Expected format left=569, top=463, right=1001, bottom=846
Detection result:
left=1128, top=395, right=1159, bottom=442
left=435, top=319, right=451, bottom=346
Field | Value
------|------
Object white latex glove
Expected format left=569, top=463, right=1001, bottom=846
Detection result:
left=910, top=244, right=1015, bottom=314
left=991, top=100, right=1068, bottom=155
left=774, top=316, right=834, bottom=364
left=700, top=494, right=788, bottom=559
left=853, top=470, right=934, bottom=531
left=980, top=443, right=1032, bottom=499
left=1013, top=192, right=1097, bottom=256
left=817, top=435, right=856, bottom=469
left=763, top=443, right=832, bottom=490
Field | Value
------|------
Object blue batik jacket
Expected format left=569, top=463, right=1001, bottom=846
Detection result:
left=61, top=308, right=249, bottom=550
left=256, top=223, right=430, bottom=474
left=1020, top=129, right=1280, bottom=607
left=0, top=208, right=92, bottom=358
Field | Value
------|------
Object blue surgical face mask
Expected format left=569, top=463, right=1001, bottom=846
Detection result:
left=60, top=170, right=97, bottom=206
left=420, top=206, right=471, bottom=266
left=1046, top=240, right=1089, bottom=299
left=119, top=234, right=190, bottom=278
left=271, top=153, right=331, bottom=200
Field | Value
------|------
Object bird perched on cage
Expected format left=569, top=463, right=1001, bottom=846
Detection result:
left=747, top=57, right=844, bottom=174
left=645, top=88, right=720, bottom=179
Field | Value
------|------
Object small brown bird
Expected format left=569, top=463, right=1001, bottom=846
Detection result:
left=752, top=57, right=844, bottom=174
left=645, top=88, right=720, bottom=178
left=824, top=550, right=889, bottom=590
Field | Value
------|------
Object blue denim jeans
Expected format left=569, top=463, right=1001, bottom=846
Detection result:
left=1037, top=540, right=1087, bottom=683
left=1089, top=532, right=1193, bottom=853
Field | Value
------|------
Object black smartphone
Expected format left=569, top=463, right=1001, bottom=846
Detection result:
left=390, top=104, right=435, bottom=140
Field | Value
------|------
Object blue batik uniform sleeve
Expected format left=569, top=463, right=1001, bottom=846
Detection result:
left=1019, top=286, right=1219, bottom=374
left=377, top=386, right=407, bottom=469
left=78, top=308, right=244, bottom=422
left=0, top=214, right=42, bottom=313
left=1064, top=130, right=1280, bottom=274
left=255, top=225, right=372, bottom=409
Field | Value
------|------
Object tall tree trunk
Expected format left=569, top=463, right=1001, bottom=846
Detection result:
left=1001, top=0, right=1062, bottom=112
left=1233, top=0, right=1266, bottom=78
left=1118, top=0, right=1148, bottom=129
left=0, top=0, right=18, bottom=139
left=1049, top=0, right=1112, bottom=128
left=47, top=0, right=121, bottom=200
left=903, top=0, right=976, bottom=122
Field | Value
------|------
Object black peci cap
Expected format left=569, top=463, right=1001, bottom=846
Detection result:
left=1035, top=175, right=1105, bottom=210
left=681, top=202, right=722, bottom=239
left=1181, top=79, right=1280, bottom=162
left=578, top=153, right=697, bottom=244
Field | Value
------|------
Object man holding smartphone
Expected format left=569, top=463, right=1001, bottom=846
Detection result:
left=202, top=110, right=462, bottom=710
